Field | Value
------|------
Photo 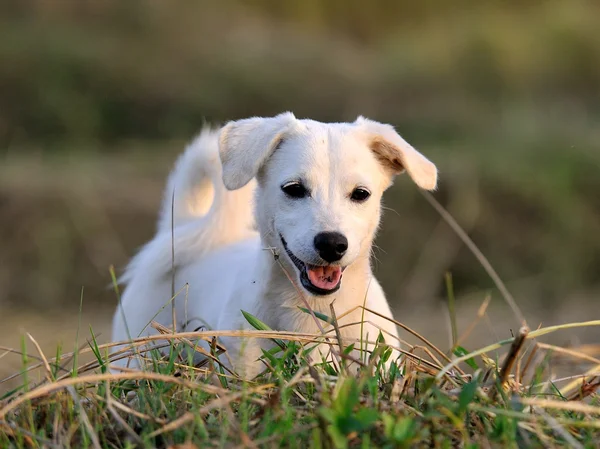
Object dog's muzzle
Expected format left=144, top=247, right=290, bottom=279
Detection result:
left=279, top=235, right=344, bottom=296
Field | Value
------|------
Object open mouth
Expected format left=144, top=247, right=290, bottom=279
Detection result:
left=280, top=235, right=343, bottom=296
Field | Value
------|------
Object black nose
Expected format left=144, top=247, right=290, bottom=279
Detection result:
left=314, top=232, right=348, bottom=262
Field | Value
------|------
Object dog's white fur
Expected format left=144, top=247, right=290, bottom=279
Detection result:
left=111, top=113, right=437, bottom=377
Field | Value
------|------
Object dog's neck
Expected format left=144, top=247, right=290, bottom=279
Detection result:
left=255, top=245, right=374, bottom=332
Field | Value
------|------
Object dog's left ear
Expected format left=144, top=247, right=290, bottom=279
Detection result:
left=219, top=112, right=298, bottom=190
left=355, top=116, right=438, bottom=190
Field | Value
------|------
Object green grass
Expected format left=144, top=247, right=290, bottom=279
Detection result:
left=1, top=308, right=599, bottom=448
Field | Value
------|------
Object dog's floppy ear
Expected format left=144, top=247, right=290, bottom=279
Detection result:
left=355, top=116, right=438, bottom=190
left=219, top=112, right=297, bottom=190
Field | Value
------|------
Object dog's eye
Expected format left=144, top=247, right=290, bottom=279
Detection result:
left=281, top=182, right=308, bottom=199
left=350, top=187, right=371, bottom=202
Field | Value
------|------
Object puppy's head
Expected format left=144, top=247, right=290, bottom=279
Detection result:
left=219, top=113, right=437, bottom=296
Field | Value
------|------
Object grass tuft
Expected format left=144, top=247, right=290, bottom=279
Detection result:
left=1, top=314, right=599, bottom=448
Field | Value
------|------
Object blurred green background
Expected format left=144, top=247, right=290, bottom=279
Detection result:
left=1, top=1, right=599, bottom=376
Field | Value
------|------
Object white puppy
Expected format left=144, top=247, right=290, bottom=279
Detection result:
left=111, top=113, right=437, bottom=377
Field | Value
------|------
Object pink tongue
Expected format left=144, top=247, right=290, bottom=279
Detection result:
left=306, top=266, right=342, bottom=290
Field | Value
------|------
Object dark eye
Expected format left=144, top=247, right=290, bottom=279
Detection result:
left=350, top=187, right=371, bottom=202
left=281, top=182, right=308, bottom=199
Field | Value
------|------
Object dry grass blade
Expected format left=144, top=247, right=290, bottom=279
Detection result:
left=527, top=320, right=600, bottom=339
left=537, top=342, right=600, bottom=365
left=26, top=333, right=54, bottom=382
left=454, top=295, right=491, bottom=349
left=537, top=410, right=584, bottom=449
left=520, top=397, right=600, bottom=415
left=329, top=301, right=346, bottom=373
left=563, top=365, right=600, bottom=400
left=106, top=403, right=144, bottom=445
left=420, top=190, right=526, bottom=326
left=520, top=343, right=539, bottom=385
left=109, top=398, right=167, bottom=423
left=66, top=385, right=102, bottom=449
left=170, top=187, right=176, bottom=333
left=104, top=380, right=144, bottom=445
left=489, top=326, right=529, bottom=397
left=567, top=377, right=600, bottom=402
